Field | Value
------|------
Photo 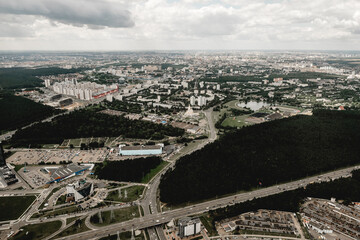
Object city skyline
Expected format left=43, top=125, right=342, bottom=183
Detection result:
left=1, top=0, right=360, bottom=51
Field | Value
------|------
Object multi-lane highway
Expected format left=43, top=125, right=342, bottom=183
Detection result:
left=2, top=107, right=359, bottom=240
left=53, top=164, right=359, bottom=240
left=140, top=108, right=217, bottom=240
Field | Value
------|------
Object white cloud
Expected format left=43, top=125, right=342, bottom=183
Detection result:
left=0, top=0, right=134, bottom=29
left=0, top=0, right=360, bottom=50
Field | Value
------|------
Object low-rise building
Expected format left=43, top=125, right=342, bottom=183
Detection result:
left=118, top=144, right=163, bottom=156
left=44, top=163, right=93, bottom=183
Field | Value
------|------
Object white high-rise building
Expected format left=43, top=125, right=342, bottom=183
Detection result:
left=78, top=89, right=85, bottom=100
left=216, top=84, right=220, bottom=90
left=199, top=81, right=204, bottom=88
left=190, top=96, right=196, bottom=105
left=114, top=94, right=123, bottom=101
left=44, top=79, right=51, bottom=88
left=84, top=89, right=92, bottom=100
left=106, top=94, right=113, bottom=102
left=197, top=96, right=206, bottom=106
left=182, top=81, right=189, bottom=89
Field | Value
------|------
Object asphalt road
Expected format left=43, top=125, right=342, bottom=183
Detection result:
left=2, top=107, right=358, bottom=240
left=51, top=164, right=359, bottom=240
left=140, top=108, right=217, bottom=240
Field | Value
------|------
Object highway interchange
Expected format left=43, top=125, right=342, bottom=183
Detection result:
left=53, top=164, right=359, bottom=240
left=1, top=107, right=359, bottom=240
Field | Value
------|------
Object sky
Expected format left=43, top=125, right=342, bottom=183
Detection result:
left=0, top=0, right=360, bottom=51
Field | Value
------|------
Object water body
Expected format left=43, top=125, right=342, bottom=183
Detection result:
left=237, top=101, right=270, bottom=111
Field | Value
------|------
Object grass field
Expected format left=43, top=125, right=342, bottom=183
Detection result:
left=69, top=138, right=82, bottom=147
left=106, top=185, right=145, bottom=203
left=55, top=217, right=90, bottom=238
left=99, top=231, right=145, bottom=240
left=10, top=220, right=62, bottom=240
left=141, top=161, right=169, bottom=183
left=56, top=194, right=66, bottom=205
left=221, top=115, right=252, bottom=128
left=33, top=205, right=80, bottom=218
left=91, top=206, right=139, bottom=226
left=40, top=186, right=61, bottom=209
left=0, top=195, right=36, bottom=221
left=13, top=164, right=25, bottom=172
left=66, top=216, right=78, bottom=225
left=106, top=183, right=126, bottom=189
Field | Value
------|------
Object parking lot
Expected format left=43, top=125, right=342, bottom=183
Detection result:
left=7, top=149, right=108, bottom=165
left=17, top=166, right=51, bottom=188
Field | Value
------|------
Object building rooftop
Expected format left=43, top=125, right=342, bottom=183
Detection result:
left=48, top=164, right=89, bottom=182
left=120, top=145, right=162, bottom=151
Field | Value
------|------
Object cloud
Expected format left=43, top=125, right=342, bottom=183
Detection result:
left=0, top=0, right=134, bottom=29
left=1, top=0, right=360, bottom=50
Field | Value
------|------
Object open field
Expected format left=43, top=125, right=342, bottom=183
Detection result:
left=54, top=217, right=90, bottom=238
left=221, top=115, right=253, bottom=128
left=99, top=231, right=145, bottom=240
left=10, top=220, right=62, bottom=240
left=0, top=195, right=36, bottom=221
left=106, top=185, right=145, bottom=203
left=91, top=206, right=139, bottom=226
left=32, top=205, right=80, bottom=219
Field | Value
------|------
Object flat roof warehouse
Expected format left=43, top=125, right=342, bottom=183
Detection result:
left=118, top=144, right=164, bottom=156
left=120, top=145, right=162, bottom=151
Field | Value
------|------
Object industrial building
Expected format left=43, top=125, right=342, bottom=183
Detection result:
left=66, top=180, right=94, bottom=202
left=178, top=217, right=202, bottom=238
left=44, top=163, right=93, bottom=183
left=118, top=144, right=164, bottom=156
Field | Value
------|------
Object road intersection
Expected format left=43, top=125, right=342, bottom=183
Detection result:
left=1, top=108, right=359, bottom=240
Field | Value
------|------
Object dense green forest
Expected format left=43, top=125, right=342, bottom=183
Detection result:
left=94, top=157, right=162, bottom=182
left=103, top=99, right=142, bottom=113
left=210, top=169, right=360, bottom=223
left=159, top=110, right=360, bottom=204
left=9, top=108, right=184, bottom=147
left=0, top=67, right=84, bottom=89
left=0, top=94, right=60, bottom=133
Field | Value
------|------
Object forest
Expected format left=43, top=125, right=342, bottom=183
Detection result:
left=0, top=67, right=84, bottom=89
left=159, top=110, right=360, bottom=204
left=0, top=93, right=60, bottom=133
left=210, top=169, right=360, bottom=223
left=9, top=107, right=184, bottom=147
left=94, top=157, right=162, bottom=182
left=103, top=99, right=142, bottom=113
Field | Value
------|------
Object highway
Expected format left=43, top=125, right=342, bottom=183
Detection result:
left=52, top=164, right=359, bottom=240
left=2, top=107, right=359, bottom=240
left=50, top=108, right=358, bottom=239
left=140, top=108, right=217, bottom=240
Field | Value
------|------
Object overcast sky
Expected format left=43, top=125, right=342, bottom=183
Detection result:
left=0, top=0, right=360, bottom=51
